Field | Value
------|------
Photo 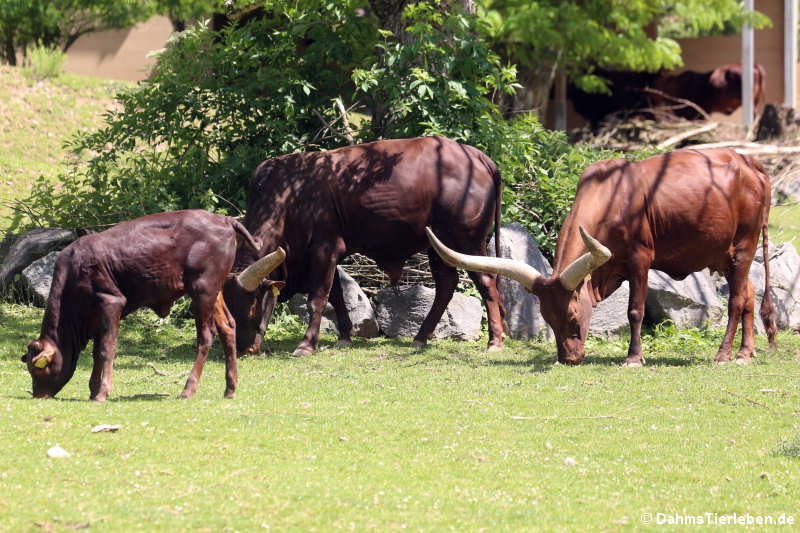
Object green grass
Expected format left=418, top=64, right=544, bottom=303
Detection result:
left=0, top=65, right=127, bottom=231
left=770, top=202, right=800, bottom=254
left=1, top=303, right=799, bottom=531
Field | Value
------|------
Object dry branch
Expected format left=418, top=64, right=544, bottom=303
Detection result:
left=656, top=122, right=718, bottom=149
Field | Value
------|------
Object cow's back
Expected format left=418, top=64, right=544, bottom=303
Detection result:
left=57, top=210, right=238, bottom=313
left=243, top=137, right=500, bottom=290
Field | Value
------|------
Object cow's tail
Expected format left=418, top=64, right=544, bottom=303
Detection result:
left=229, top=217, right=262, bottom=253
left=491, top=162, right=508, bottom=334
left=759, top=223, right=777, bottom=350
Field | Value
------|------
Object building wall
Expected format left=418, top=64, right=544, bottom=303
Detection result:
left=64, top=16, right=173, bottom=81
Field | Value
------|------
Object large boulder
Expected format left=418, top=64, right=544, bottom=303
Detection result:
left=0, top=228, right=74, bottom=288
left=375, top=285, right=482, bottom=341
left=20, top=251, right=60, bottom=306
left=488, top=223, right=553, bottom=339
left=288, top=267, right=379, bottom=338
left=590, top=281, right=631, bottom=337
left=719, top=242, right=800, bottom=332
left=645, top=269, right=726, bottom=329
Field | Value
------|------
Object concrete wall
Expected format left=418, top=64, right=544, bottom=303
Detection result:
left=64, top=16, right=173, bottom=81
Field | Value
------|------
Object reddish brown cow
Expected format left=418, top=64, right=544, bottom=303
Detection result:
left=224, top=136, right=505, bottom=357
left=651, top=63, right=766, bottom=119
left=22, top=210, right=285, bottom=401
left=427, top=148, right=777, bottom=366
left=569, top=63, right=765, bottom=124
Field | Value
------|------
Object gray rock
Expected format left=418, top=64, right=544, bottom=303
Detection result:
left=0, top=228, right=74, bottom=287
left=646, top=269, right=726, bottom=329
left=375, top=285, right=482, bottom=341
left=488, top=223, right=553, bottom=339
left=590, top=281, right=631, bottom=338
left=21, top=251, right=60, bottom=306
left=721, top=242, right=800, bottom=332
left=288, top=267, right=379, bottom=338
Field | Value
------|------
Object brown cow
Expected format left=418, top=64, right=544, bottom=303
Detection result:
left=22, top=210, right=285, bottom=401
left=224, top=136, right=505, bottom=357
left=427, top=148, right=777, bottom=366
left=569, top=63, right=765, bottom=124
left=651, top=63, right=766, bottom=119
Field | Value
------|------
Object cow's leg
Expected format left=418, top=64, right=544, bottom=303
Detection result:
left=717, top=257, right=754, bottom=364
left=412, top=250, right=459, bottom=347
left=180, top=291, right=218, bottom=399
left=293, top=245, right=343, bottom=357
left=623, top=257, right=650, bottom=368
left=734, top=278, right=757, bottom=364
left=89, top=293, right=125, bottom=402
left=467, top=270, right=505, bottom=351
left=328, top=269, right=353, bottom=348
left=212, top=292, right=238, bottom=398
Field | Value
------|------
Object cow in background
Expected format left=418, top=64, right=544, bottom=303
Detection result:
left=224, top=136, right=506, bottom=357
left=427, top=149, right=777, bottom=367
left=569, top=63, right=765, bottom=124
left=22, top=210, right=285, bottom=401
left=651, top=63, right=766, bottom=119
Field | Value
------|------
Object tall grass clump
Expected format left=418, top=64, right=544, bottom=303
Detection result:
left=773, top=434, right=800, bottom=458
left=23, top=43, right=66, bottom=81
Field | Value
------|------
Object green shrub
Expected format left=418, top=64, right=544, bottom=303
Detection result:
left=14, top=0, right=630, bottom=257
left=23, top=43, right=66, bottom=81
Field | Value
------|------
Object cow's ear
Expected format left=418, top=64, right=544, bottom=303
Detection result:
left=262, top=280, right=286, bottom=297
left=709, top=66, right=727, bottom=88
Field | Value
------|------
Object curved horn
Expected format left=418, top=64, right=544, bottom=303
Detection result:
left=236, top=247, right=286, bottom=292
left=425, top=227, right=542, bottom=291
left=558, top=226, right=612, bottom=291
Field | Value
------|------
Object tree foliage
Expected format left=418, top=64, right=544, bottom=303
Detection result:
left=481, top=0, right=771, bottom=114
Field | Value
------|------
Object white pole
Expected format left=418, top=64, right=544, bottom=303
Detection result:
left=786, top=0, right=798, bottom=108
left=742, top=0, right=755, bottom=128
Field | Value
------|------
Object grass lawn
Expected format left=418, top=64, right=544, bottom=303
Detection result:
left=1, top=65, right=800, bottom=532
left=1, top=304, right=798, bottom=531
left=0, top=66, right=126, bottom=231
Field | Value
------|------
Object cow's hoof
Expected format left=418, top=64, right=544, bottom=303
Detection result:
left=486, top=344, right=504, bottom=353
left=90, top=395, right=108, bottom=403
left=224, top=391, right=236, bottom=399
left=335, top=339, right=353, bottom=348
left=292, top=346, right=314, bottom=357
left=178, top=391, right=194, bottom=400
left=622, top=359, right=643, bottom=368
left=410, top=340, right=426, bottom=349
left=734, top=357, right=751, bottom=366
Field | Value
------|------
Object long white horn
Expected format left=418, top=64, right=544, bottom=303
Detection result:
left=237, top=247, right=286, bottom=292
left=558, top=226, right=612, bottom=291
left=425, top=227, right=542, bottom=291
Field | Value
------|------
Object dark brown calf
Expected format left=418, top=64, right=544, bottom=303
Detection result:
left=22, top=210, right=284, bottom=401
left=428, top=149, right=777, bottom=366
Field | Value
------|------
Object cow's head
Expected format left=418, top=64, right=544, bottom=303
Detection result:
left=223, top=247, right=286, bottom=354
left=22, top=338, right=71, bottom=398
left=426, top=226, right=611, bottom=365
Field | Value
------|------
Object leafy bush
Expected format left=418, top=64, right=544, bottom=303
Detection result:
left=23, top=43, right=66, bottom=81
left=15, top=0, right=627, bottom=257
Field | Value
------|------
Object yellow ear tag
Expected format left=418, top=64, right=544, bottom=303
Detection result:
left=33, top=357, right=48, bottom=369
left=271, top=285, right=281, bottom=298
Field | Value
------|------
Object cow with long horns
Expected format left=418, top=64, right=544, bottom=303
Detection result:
left=427, top=148, right=777, bottom=366
left=224, top=136, right=506, bottom=357
left=22, top=210, right=285, bottom=401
